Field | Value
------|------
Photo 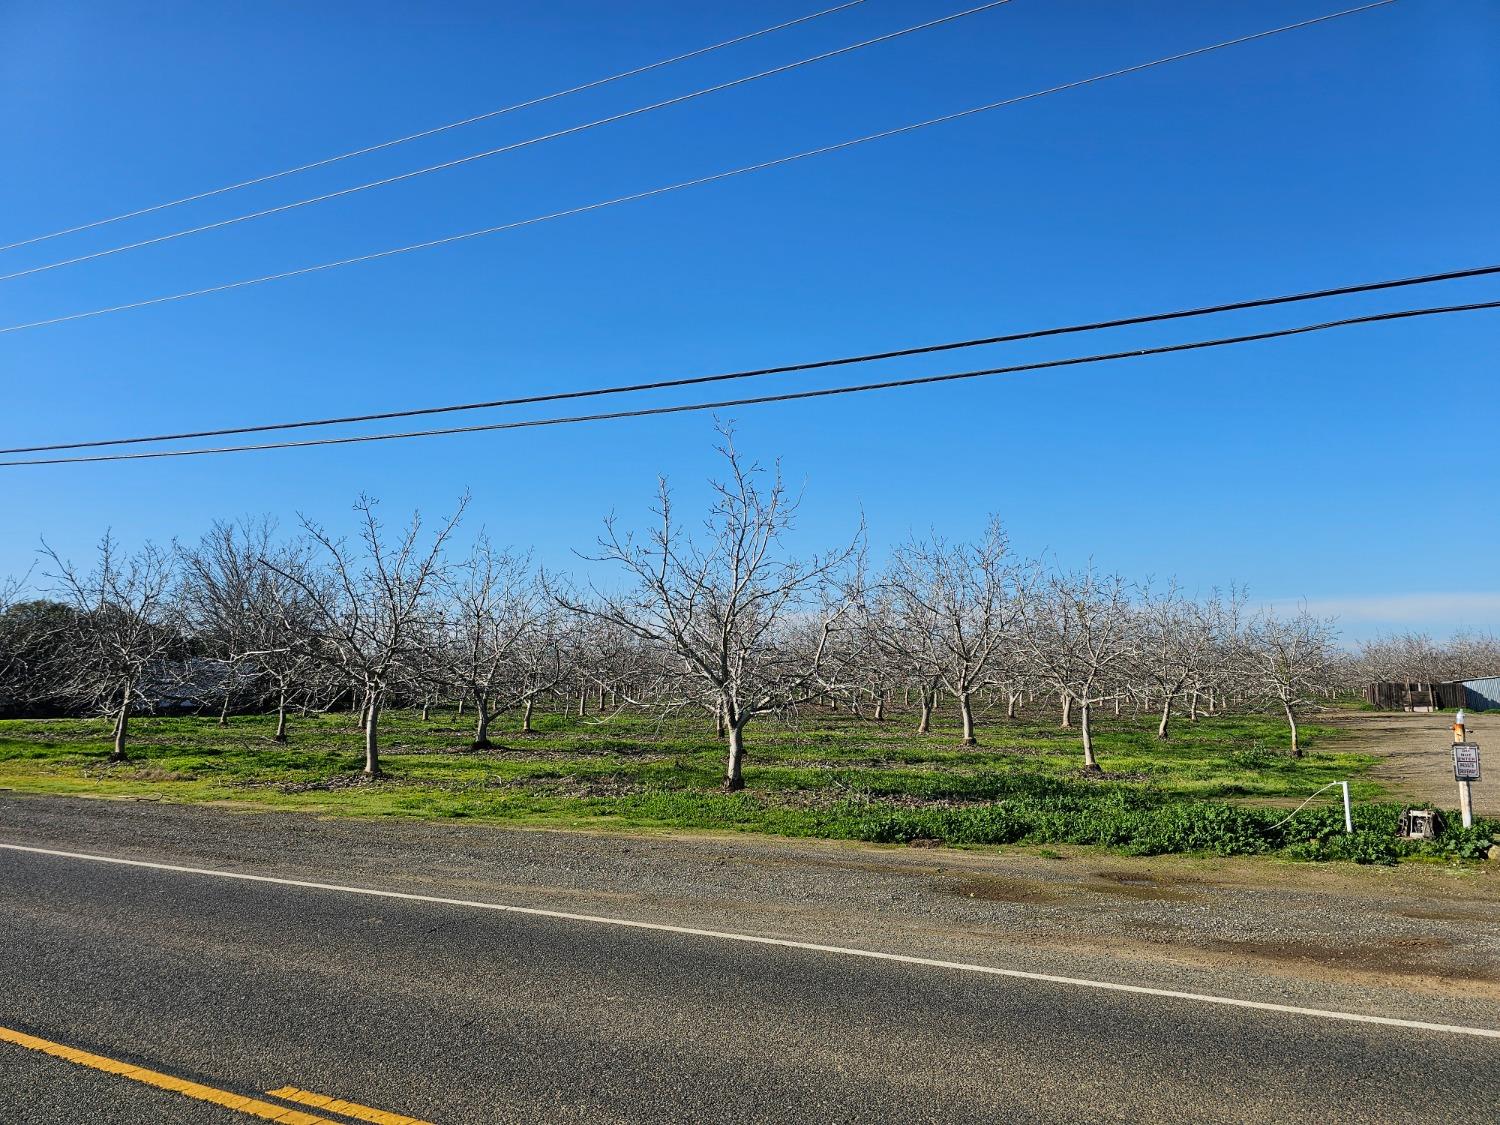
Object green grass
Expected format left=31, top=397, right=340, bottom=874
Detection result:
left=0, top=705, right=1492, bottom=864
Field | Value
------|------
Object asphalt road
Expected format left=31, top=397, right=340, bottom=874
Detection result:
left=2, top=803, right=1498, bottom=1123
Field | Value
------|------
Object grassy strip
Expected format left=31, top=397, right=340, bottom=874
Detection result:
left=1, top=709, right=1491, bottom=864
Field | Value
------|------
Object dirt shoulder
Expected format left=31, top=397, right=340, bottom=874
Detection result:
left=1322, top=709, right=1498, bottom=815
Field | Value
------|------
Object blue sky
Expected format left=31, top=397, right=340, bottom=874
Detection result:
left=1, top=0, right=1495, bottom=641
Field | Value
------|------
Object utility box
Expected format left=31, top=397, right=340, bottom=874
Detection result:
left=1397, top=808, right=1440, bottom=840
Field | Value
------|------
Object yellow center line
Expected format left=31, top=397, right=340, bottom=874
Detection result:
left=0, top=1024, right=337, bottom=1124
left=266, top=1086, right=434, bottom=1125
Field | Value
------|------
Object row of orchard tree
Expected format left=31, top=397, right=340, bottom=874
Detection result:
left=0, top=430, right=1414, bottom=790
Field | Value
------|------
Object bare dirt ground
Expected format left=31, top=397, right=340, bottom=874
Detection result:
left=1322, top=709, right=1497, bottom=815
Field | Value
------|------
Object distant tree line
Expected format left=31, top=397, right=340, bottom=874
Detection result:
left=1342, top=631, right=1500, bottom=691
left=6, top=429, right=1470, bottom=787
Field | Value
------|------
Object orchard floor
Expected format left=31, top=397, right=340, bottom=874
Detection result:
left=5, top=706, right=1495, bottom=864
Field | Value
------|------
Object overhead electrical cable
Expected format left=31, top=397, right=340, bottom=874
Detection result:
left=4, top=297, right=1492, bottom=467
left=5, top=260, right=1493, bottom=456
left=0, top=0, right=1397, bottom=338
left=0, top=1, right=1018, bottom=284
left=0, top=0, right=870, bottom=255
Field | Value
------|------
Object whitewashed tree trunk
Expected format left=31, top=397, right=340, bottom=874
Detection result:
left=959, top=691, right=977, bottom=746
left=363, top=692, right=382, bottom=777
left=725, top=720, right=748, bottom=791
left=1281, top=698, right=1301, bottom=757
left=1080, top=701, right=1099, bottom=771
left=111, top=685, right=131, bottom=762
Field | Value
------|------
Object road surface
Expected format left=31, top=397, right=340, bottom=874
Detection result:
left=1, top=796, right=1497, bottom=1123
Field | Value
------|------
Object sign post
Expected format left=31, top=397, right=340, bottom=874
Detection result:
left=1452, top=711, right=1479, bottom=830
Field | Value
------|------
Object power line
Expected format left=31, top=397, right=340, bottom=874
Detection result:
left=0, top=2, right=1017, bottom=285
left=6, top=260, right=1494, bottom=456
left=0, top=1, right=870, bottom=256
left=6, top=297, right=1492, bottom=467
left=0, top=0, right=1397, bottom=338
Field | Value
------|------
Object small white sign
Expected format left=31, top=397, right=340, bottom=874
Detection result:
left=1453, top=742, right=1481, bottom=782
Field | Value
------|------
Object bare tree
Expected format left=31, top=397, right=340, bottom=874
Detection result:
left=0, top=572, right=35, bottom=707
left=1019, top=565, right=1135, bottom=772
left=882, top=518, right=1017, bottom=746
left=179, top=519, right=321, bottom=740
left=559, top=428, right=860, bottom=791
left=1134, top=581, right=1204, bottom=740
left=1241, top=607, right=1337, bottom=756
left=268, top=496, right=466, bottom=776
left=446, top=538, right=563, bottom=748
left=42, top=535, right=181, bottom=762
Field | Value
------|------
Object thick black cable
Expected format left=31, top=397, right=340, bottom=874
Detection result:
left=5, top=298, right=1494, bottom=467
left=4, top=261, right=1495, bottom=456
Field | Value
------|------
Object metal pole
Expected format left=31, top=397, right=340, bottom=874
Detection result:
left=1341, top=780, right=1353, bottom=834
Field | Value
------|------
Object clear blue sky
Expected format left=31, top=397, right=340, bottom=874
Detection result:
left=1, top=0, right=1495, bottom=641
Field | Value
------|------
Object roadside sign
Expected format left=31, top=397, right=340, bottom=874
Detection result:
left=1453, top=742, right=1481, bottom=782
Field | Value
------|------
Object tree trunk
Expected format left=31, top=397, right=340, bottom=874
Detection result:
left=577, top=688, right=587, bottom=717
left=472, top=705, right=492, bottom=750
left=1189, top=687, right=1200, bottom=721
left=1112, top=693, right=1121, bottom=717
left=110, top=685, right=131, bottom=762
left=1060, top=692, right=1072, bottom=728
left=959, top=691, right=977, bottom=747
left=420, top=696, right=430, bottom=722
left=873, top=695, right=885, bottom=722
left=714, top=700, right=727, bottom=738
left=456, top=697, right=464, bottom=718
left=1080, top=701, right=1100, bottom=772
left=1157, top=694, right=1173, bottom=740
left=522, top=697, right=534, bottom=733
left=218, top=693, right=230, bottom=728
left=273, top=690, right=289, bottom=743
left=1281, top=698, right=1301, bottom=757
left=724, top=720, right=748, bottom=792
left=1006, top=691, right=1019, bottom=720
left=917, top=691, right=933, bottom=735
left=363, top=692, right=383, bottom=777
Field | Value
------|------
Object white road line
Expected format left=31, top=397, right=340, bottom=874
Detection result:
left=4, top=841, right=1498, bottom=1041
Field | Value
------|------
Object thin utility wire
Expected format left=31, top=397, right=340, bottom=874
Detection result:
left=0, top=0, right=1397, bottom=338
left=0, top=1, right=1017, bottom=284
left=5, top=296, right=1491, bottom=467
left=0, top=0, right=869, bottom=255
left=6, top=260, right=1493, bottom=456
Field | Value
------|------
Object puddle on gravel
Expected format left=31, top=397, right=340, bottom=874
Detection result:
left=1083, top=870, right=1203, bottom=902
left=946, top=875, right=1063, bottom=904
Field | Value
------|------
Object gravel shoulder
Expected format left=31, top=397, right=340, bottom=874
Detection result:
left=1321, top=709, right=1498, bottom=815
left=4, top=793, right=1497, bottom=1032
